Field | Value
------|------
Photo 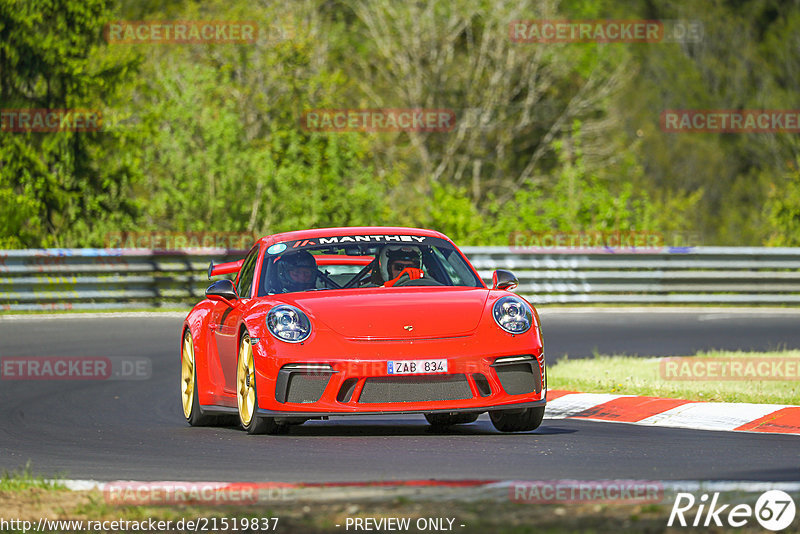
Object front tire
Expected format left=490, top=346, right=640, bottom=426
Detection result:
left=489, top=406, right=545, bottom=432
left=425, top=412, right=480, bottom=428
left=181, top=330, right=215, bottom=426
left=237, top=332, right=287, bottom=435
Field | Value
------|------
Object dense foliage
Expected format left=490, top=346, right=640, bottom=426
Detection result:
left=1, top=0, right=799, bottom=247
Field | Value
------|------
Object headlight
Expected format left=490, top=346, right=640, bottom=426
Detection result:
left=492, top=296, right=533, bottom=334
left=266, top=305, right=312, bottom=343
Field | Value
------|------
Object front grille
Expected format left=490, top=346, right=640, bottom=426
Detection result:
left=285, top=374, right=330, bottom=403
left=495, top=362, right=541, bottom=395
left=358, top=374, right=473, bottom=403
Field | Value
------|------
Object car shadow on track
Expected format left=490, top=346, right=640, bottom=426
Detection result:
left=208, top=418, right=577, bottom=437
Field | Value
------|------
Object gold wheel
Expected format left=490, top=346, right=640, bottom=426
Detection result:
left=237, top=334, right=256, bottom=427
left=181, top=331, right=195, bottom=419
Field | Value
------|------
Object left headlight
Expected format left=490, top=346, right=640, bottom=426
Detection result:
left=492, top=296, right=533, bottom=334
left=266, top=305, right=312, bottom=343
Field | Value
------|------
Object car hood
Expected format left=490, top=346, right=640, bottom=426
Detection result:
left=286, top=287, right=489, bottom=339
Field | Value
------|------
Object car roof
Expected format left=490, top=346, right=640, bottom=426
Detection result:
left=255, top=227, right=451, bottom=246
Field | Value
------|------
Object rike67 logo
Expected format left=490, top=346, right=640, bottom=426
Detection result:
left=668, top=490, right=796, bottom=531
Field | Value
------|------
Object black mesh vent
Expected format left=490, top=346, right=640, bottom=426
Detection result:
left=495, top=363, right=541, bottom=395
left=286, top=373, right=330, bottom=403
left=358, top=374, right=473, bottom=403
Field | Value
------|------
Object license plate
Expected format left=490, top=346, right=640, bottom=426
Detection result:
left=387, top=359, right=447, bottom=375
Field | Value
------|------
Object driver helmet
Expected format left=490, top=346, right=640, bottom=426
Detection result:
left=277, top=250, right=317, bottom=291
left=380, top=245, right=421, bottom=281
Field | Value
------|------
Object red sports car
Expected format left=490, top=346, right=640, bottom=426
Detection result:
left=180, top=227, right=546, bottom=434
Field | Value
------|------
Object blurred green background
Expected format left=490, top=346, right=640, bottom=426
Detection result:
left=1, top=0, right=799, bottom=248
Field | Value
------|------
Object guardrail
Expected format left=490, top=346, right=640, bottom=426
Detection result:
left=462, top=247, right=800, bottom=305
left=0, top=249, right=243, bottom=311
left=1, top=247, right=799, bottom=310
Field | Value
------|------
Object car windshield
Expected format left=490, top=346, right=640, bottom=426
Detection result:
left=258, top=235, right=483, bottom=295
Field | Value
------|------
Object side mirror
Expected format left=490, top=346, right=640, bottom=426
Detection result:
left=205, top=279, right=238, bottom=307
left=492, top=269, right=518, bottom=291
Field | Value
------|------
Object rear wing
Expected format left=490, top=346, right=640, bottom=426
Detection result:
left=207, top=259, right=244, bottom=280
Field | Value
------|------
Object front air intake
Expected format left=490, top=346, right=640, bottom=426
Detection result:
left=337, top=378, right=359, bottom=403
left=472, top=373, right=492, bottom=397
left=358, top=374, right=472, bottom=403
left=285, top=373, right=330, bottom=403
left=492, top=356, right=542, bottom=395
left=275, top=364, right=334, bottom=403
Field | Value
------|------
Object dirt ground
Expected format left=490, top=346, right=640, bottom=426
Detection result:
left=1, top=488, right=789, bottom=533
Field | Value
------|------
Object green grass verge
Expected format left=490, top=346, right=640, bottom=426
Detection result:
left=0, top=463, right=63, bottom=492
left=4, top=487, right=789, bottom=533
left=0, top=490, right=680, bottom=534
left=549, top=350, right=800, bottom=404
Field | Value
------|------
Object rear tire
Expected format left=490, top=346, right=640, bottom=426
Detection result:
left=237, top=332, right=288, bottom=435
left=489, top=406, right=545, bottom=432
left=425, top=412, right=480, bottom=427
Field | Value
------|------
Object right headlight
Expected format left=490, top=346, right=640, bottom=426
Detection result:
left=492, top=296, right=533, bottom=334
left=266, top=305, right=312, bottom=343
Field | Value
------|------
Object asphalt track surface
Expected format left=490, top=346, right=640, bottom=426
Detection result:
left=0, top=309, right=798, bottom=482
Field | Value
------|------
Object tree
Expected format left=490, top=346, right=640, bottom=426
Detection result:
left=129, top=0, right=392, bottom=237
left=766, top=157, right=800, bottom=246
left=0, top=0, right=141, bottom=247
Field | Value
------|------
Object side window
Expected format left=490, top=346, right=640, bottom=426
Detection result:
left=236, top=246, right=259, bottom=298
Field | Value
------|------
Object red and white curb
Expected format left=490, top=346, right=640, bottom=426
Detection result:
left=545, top=390, right=800, bottom=435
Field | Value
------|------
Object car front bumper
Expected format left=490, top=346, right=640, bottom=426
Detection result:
left=250, top=331, right=546, bottom=415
